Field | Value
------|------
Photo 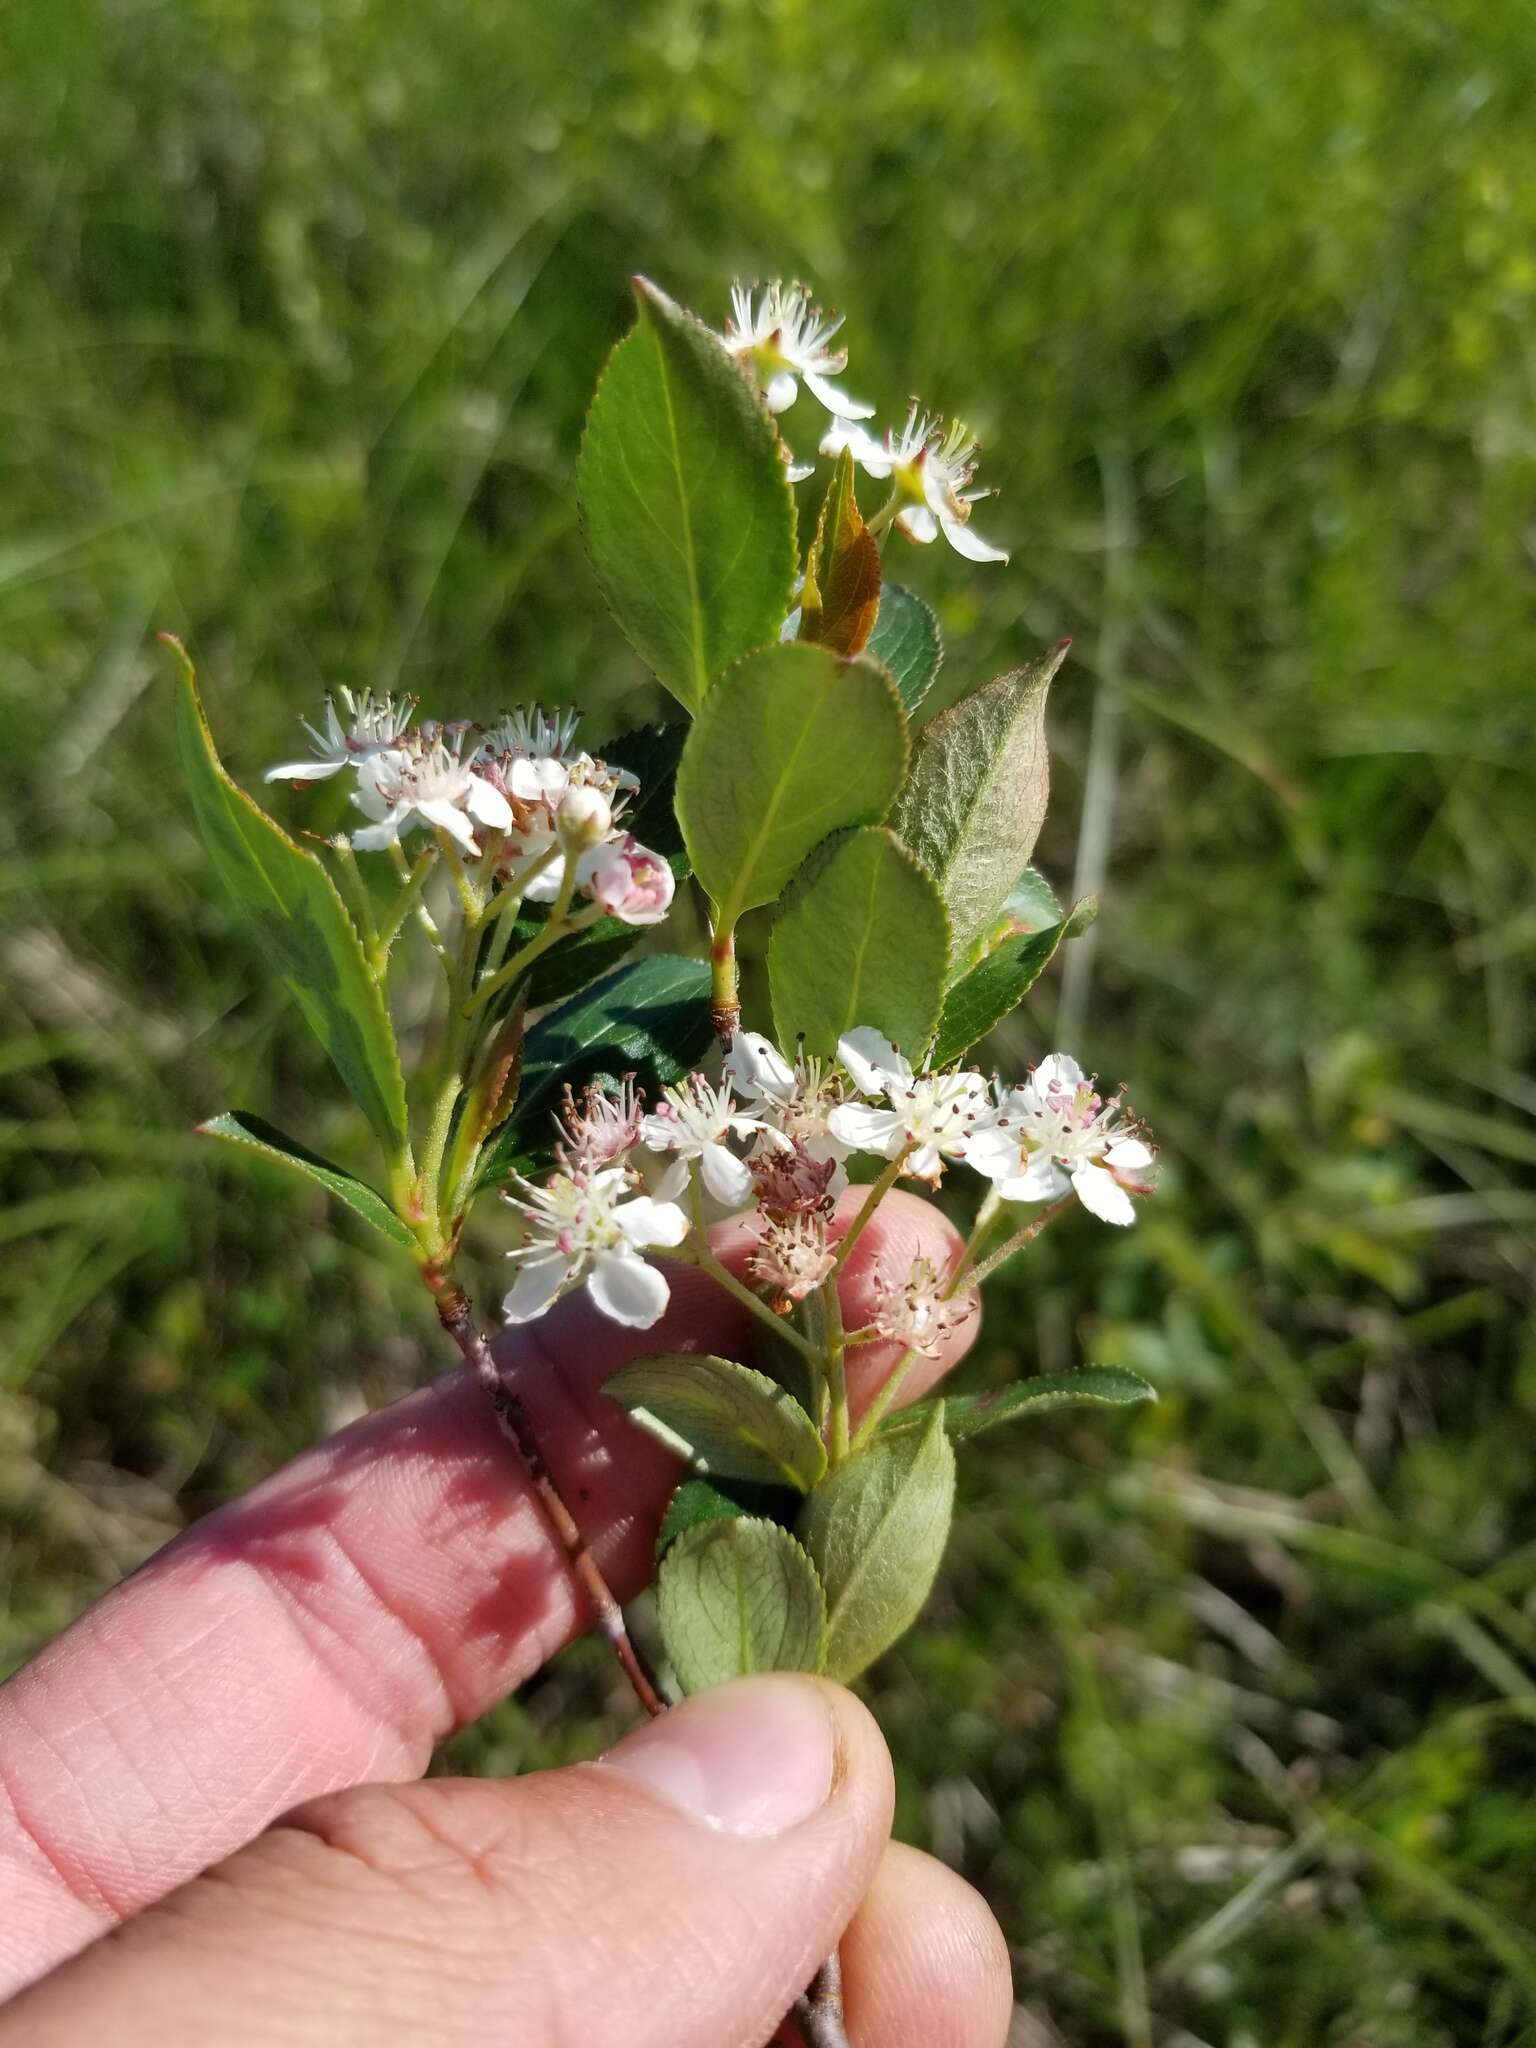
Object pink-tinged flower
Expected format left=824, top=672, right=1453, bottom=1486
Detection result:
left=821, top=403, right=1008, bottom=564
left=351, top=730, right=513, bottom=855
left=553, top=1078, right=645, bottom=1175
left=723, top=280, right=874, bottom=420
left=501, top=1166, right=688, bottom=1329
left=641, top=1076, right=771, bottom=1212
left=827, top=1027, right=991, bottom=1185
left=859, top=1255, right=974, bottom=1359
left=264, top=688, right=415, bottom=784
left=579, top=835, right=675, bottom=926
left=962, top=1052, right=1157, bottom=1227
left=748, top=1213, right=837, bottom=1312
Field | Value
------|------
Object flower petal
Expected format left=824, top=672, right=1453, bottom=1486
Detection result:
left=825, top=1103, right=906, bottom=1156
left=1106, top=1137, right=1155, bottom=1173
left=726, top=1031, right=795, bottom=1104
left=502, top=1251, right=573, bottom=1323
left=802, top=370, right=875, bottom=420
left=764, top=370, right=798, bottom=413
left=616, top=1195, right=690, bottom=1250
left=961, top=1128, right=1020, bottom=1181
left=466, top=775, right=514, bottom=831
left=263, top=758, right=345, bottom=783
left=587, top=1249, right=670, bottom=1328
left=838, top=1026, right=910, bottom=1096
left=350, top=812, right=405, bottom=851
left=1033, top=1053, right=1085, bottom=1095
left=896, top=504, right=939, bottom=545
left=417, top=798, right=479, bottom=852
left=939, top=511, right=1009, bottom=564
left=1072, top=1162, right=1137, bottom=1226
left=699, top=1142, right=755, bottom=1211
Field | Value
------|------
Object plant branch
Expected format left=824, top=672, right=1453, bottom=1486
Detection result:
left=468, top=882, right=603, bottom=1018
left=828, top=1152, right=907, bottom=1277
left=430, top=1275, right=666, bottom=1719
left=967, top=1190, right=1076, bottom=1290
left=787, top=1953, right=851, bottom=2047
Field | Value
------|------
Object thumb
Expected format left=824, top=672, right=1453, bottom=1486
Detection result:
left=0, top=1679, right=892, bottom=2048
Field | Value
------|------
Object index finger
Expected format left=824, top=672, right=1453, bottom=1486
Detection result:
left=0, top=1189, right=978, bottom=1997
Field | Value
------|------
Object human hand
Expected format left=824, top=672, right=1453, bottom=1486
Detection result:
left=0, top=1191, right=1011, bottom=2046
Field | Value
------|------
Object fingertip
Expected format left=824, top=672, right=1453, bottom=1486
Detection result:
left=841, top=1840, right=1014, bottom=2047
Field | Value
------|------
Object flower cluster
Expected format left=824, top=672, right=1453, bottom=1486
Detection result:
left=499, top=1026, right=1155, bottom=1334
left=266, top=697, right=674, bottom=927
left=720, top=280, right=1007, bottom=564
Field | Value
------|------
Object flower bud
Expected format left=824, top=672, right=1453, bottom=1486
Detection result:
left=557, top=783, right=613, bottom=847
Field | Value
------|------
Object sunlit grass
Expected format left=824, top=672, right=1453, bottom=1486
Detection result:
left=3, top=1, right=1534, bottom=2037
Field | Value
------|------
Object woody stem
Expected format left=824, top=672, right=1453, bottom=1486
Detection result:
left=428, top=1273, right=665, bottom=1719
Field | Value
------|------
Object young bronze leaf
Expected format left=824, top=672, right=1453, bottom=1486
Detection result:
left=576, top=278, right=797, bottom=713
left=798, top=446, right=881, bottom=655
left=797, top=1402, right=956, bottom=1682
left=890, top=641, right=1069, bottom=968
left=675, top=642, right=909, bottom=932
left=169, top=638, right=410, bottom=1166
left=658, top=1519, right=827, bottom=1692
left=768, top=826, right=949, bottom=1057
left=606, top=1353, right=828, bottom=1492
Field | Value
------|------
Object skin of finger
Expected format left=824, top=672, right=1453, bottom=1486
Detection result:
left=0, top=1682, right=892, bottom=2048
left=839, top=1841, right=1014, bottom=2048
left=0, top=1191, right=974, bottom=1994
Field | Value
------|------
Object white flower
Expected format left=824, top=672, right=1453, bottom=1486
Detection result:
left=502, top=1167, right=687, bottom=1329
left=641, top=1076, right=771, bottom=1211
left=859, top=1254, right=974, bottom=1360
left=748, top=1213, right=836, bottom=1311
left=478, top=705, right=582, bottom=772
left=723, top=280, right=874, bottom=420
left=264, top=688, right=415, bottom=784
left=962, top=1052, right=1156, bottom=1227
left=725, top=1033, right=848, bottom=1166
left=351, top=731, right=513, bottom=855
left=821, top=403, right=1008, bottom=564
left=827, top=1027, right=991, bottom=1185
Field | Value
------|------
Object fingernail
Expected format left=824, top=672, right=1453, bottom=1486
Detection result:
left=598, top=1676, right=836, bottom=1837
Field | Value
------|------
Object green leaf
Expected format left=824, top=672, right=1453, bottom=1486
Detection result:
left=169, top=637, right=409, bottom=1164
left=798, top=447, right=880, bottom=656
left=892, top=1368, right=1158, bottom=1443
left=997, top=865, right=1063, bottom=935
left=929, top=916, right=1069, bottom=1067
left=658, top=1518, right=827, bottom=1692
left=494, top=724, right=694, bottom=1009
left=657, top=1478, right=756, bottom=1558
left=576, top=277, right=797, bottom=713
left=866, top=583, right=943, bottom=715
left=797, top=1402, right=956, bottom=1682
left=196, top=1111, right=418, bottom=1253
left=476, top=954, right=712, bottom=1186
left=675, top=643, right=909, bottom=932
left=768, top=826, right=949, bottom=1057
left=606, top=1353, right=828, bottom=1491
left=890, top=642, right=1069, bottom=968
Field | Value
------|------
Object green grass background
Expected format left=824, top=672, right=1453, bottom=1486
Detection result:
left=3, top=2, right=1535, bottom=2040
